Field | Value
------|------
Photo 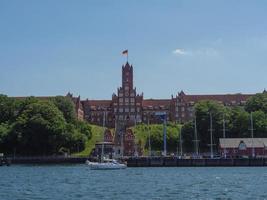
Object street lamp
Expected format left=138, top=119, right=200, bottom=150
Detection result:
left=209, top=112, right=214, bottom=159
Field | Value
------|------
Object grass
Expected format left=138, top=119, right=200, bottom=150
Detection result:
left=74, top=122, right=182, bottom=156
left=132, top=123, right=182, bottom=155
left=73, top=124, right=105, bottom=157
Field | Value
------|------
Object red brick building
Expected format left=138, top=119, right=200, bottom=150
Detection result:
left=219, top=138, right=267, bottom=158
left=68, top=61, right=255, bottom=126
left=10, top=61, right=262, bottom=157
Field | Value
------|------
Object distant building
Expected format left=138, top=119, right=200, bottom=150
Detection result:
left=66, top=61, right=255, bottom=126
left=219, top=138, right=267, bottom=158
left=10, top=61, right=263, bottom=157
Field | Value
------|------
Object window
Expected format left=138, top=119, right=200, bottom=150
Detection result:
left=125, top=98, right=129, bottom=103
left=239, top=141, right=247, bottom=150
left=119, top=93, right=123, bottom=97
left=119, top=108, right=123, bottom=113
left=181, top=107, right=185, bottom=112
left=131, top=108, right=135, bottom=112
left=125, top=108, right=129, bottom=112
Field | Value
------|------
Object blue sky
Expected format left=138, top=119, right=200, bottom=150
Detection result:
left=1, top=0, right=267, bottom=99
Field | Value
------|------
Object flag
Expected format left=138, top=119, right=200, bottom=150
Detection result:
left=122, top=50, right=128, bottom=55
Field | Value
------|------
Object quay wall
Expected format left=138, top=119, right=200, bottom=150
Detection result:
left=7, top=156, right=267, bottom=167
left=10, top=156, right=87, bottom=164
left=126, top=157, right=267, bottom=167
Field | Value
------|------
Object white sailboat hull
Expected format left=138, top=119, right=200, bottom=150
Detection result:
left=86, top=160, right=127, bottom=170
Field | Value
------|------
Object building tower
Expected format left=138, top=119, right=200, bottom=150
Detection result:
left=112, top=62, right=143, bottom=157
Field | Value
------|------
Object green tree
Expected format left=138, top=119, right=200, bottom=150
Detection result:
left=228, top=107, right=250, bottom=138
left=181, top=121, right=194, bottom=153
left=9, top=100, right=67, bottom=155
left=52, top=96, right=76, bottom=123
left=194, top=100, right=227, bottom=152
left=75, top=120, right=92, bottom=139
left=245, top=92, right=267, bottom=113
left=0, top=94, right=20, bottom=123
left=251, top=111, right=267, bottom=138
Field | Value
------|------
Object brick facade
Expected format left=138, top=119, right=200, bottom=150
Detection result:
left=69, top=62, right=255, bottom=126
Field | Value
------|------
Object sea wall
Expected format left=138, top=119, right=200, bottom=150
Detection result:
left=126, top=157, right=267, bottom=167
left=7, top=156, right=267, bottom=167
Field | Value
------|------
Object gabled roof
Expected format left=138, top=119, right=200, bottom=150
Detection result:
left=220, top=138, right=267, bottom=148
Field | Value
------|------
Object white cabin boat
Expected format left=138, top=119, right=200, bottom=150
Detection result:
left=86, top=158, right=127, bottom=170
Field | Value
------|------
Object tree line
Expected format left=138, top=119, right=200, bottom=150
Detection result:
left=182, top=92, right=267, bottom=153
left=0, top=95, right=92, bottom=156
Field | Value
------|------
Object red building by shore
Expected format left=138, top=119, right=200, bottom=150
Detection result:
left=219, top=138, right=267, bottom=158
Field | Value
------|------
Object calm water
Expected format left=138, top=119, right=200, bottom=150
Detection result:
left=0, top=165, right=267, bottom=200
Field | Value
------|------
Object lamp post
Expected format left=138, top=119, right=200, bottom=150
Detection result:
left=148, top=117, right=151, bottom=157
left=101, top=110, right=106, bottom=162
left=155, top=112, right=167, bottom=156
left=209, top=112, right=214, bottom=159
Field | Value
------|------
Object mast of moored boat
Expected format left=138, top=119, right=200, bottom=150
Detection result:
left=101, top=110, right=106, bottom=162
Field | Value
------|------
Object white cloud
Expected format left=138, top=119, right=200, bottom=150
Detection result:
left=172, top=48, right=188, bottom=55
left=172, top=47, right=219, bottom=57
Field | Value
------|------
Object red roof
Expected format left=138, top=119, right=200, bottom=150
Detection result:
left=180, top=94, right=253, bottom=103
left=82, top=100, right=112, bottom=107
left=142, top=99, right=171, bottom=106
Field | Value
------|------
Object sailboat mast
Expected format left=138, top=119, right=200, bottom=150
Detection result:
left=194, top=115, right=199, bottom=156
left=222, top=114, right=226, bottom=158
left=101, top=110, right=106, bottom=162
left=209, top=112, right=214, bottom=158
left=250, top=112, right=255, bottom=158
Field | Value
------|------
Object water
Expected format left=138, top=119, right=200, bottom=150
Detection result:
left=0, top=165, right=267, bottom=200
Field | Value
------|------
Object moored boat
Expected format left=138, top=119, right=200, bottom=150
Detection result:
left=86, top=158, right=127, bottom=170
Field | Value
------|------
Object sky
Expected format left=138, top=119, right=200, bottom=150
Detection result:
left=1, top=0, right=267, bottom=99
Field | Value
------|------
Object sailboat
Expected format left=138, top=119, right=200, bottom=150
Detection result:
left=86, top=111, right=127, bottom=170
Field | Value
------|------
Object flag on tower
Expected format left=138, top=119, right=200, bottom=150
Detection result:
left=122, top=49, right=128, bottom=62
left=122, top=49, right=128, bottom=55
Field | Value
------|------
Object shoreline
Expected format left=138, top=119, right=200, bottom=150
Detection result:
left=5, top=156, right=267, bottom=167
